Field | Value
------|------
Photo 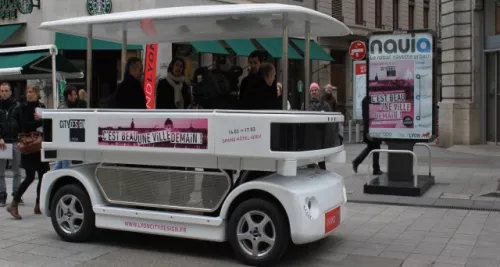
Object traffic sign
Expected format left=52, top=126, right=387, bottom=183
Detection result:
left=349, top=41, right=367, bottom=61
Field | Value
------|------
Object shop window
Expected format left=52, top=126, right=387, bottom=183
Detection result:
left=355, top=0, right=364, bottom=25
left=375, top=0, right=382, bottom=28
left=424, top=0, right=429, bottom=29
left=393, top=0, right=399, bottom=29
left=409, top=0, right=415, bottom=30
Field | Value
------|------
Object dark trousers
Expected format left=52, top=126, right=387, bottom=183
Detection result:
left=14, top=163, right=49, bottom=204
left=353, top=140, right=381, bottom=171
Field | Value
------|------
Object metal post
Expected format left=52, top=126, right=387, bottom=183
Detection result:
left=86, top=25, right=92, bottom=108
left=50, top=51, right=57, bottom=108
left=355, top=123, right=360, bottom=142
left=304, top=21, right=311, bottom=110
left=366, top=149, right=419, bottom=187
left=121, top=25, right=127, bottom=80
left=281, top=13, right=289, bottom=110
left=348, top=120, right=352, bottom=143
left=415, top=143, right=432, bottom=177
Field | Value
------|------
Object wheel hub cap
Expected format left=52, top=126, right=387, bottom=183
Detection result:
left=55, top=194, right=84, bottom=235
left=236, top=211, right=276, bottom=258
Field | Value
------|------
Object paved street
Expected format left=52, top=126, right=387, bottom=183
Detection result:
left=0, top=181, right=498, bottom=266
left=0, top=144, right=497, bottom=266
left=331, top=143, right=500, bottom=210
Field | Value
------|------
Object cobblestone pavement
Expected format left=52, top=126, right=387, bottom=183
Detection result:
left=1, top=190, right=500, bottom=267
left=329, top=143, right=500, bottom=209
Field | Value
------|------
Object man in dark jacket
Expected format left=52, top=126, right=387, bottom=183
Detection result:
left=239, top=63, right=280, bottom=110
left=0, top=82, right=21, bottom=206
left=239, top=50, right=267, bottom=109
left=114, top=57, right=146, bottom=109
left=352, top=95, right=383, bottom=175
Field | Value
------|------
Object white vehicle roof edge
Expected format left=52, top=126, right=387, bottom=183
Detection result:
left=0, top=45, right=57, bottom=54
left=38, top=4, right=352, bottom=44
left=0, top=68, right=22, bottom=76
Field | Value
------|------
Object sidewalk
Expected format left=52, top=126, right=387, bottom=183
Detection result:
left=330, top=143, right=500, bottom=210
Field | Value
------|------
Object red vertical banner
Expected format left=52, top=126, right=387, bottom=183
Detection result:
left=144, top=44, right=158, bottom=109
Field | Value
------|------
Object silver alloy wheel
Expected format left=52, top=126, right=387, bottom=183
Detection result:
left=55, top=194, right=84, bottom=235
left=236, top=210, right=276, bottom=258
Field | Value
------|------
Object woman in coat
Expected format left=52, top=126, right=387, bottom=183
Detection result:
left=7, top=84, right=49, bottom=219
left=156, top=57, right=191, bottom=109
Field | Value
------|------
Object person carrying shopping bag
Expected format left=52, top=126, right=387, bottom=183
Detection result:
left=7, top=84, right=49, bottom=219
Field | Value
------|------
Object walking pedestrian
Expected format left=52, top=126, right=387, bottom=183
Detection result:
left=7, top=84, right=49, bottom=219
left=352, top=95, right=383, bottom=175
left=0, top=82, right=22, bottom=206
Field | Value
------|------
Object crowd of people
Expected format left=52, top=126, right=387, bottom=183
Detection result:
left=0, top=49, right=340, bottom=220
left=114, top=50, right=338, bottom=112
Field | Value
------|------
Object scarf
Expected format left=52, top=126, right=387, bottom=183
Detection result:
left=165, top=73, right=185, bottom=109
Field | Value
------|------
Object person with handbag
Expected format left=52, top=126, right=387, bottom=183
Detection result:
left=7, top=84, right=49, bottom=219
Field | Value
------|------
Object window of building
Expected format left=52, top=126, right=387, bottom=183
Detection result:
left=375, top=0, right=382, bottom=28
left=424, top=0, right=429, bottom=29
left=331, top=0, right=343, bottom=21
left=355, top=0, right=364, bottom=25
left=393, top=0, right=399, bottom=29
left=409, top=0, right=415, bottom=30
left=496, top=2, right=500, bottom=35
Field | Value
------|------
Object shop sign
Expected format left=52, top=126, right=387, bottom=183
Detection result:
left=0, top=0, right=17, bottom=19
left=0, top=0, right=36, bottom=19
left=87, top=0, right=112, bottom=16
left=297, top=80, right=303, bottom=93
left=16, top=0, right=33, bottom=15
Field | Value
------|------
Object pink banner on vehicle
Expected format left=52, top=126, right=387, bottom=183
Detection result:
left=97, top=117, right=208, bottom=149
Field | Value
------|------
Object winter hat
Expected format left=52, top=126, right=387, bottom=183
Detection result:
left=309, top=82, right=320, bottom=90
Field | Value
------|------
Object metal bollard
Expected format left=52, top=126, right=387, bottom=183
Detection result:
left=348, top=120, right=353, bottom=143
left=355, top=123, right=360, bottom=143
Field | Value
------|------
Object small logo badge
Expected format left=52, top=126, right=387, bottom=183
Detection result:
left=16, top=0, right=33, bottom=14
left=86, top=0, right=112, bottom=16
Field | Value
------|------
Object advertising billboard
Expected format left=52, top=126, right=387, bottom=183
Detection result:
left=353, top=61, right=366, bottom=120
left=366, top=30, right=435, bottom=141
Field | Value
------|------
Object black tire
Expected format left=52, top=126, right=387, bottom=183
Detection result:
left=50, top=184, right=95, bottom=242
left=227, top=198, right=289, bottom=266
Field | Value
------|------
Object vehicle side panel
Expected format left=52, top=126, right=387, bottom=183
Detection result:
left=220, top=169, right=346, bottom=244
left=40, top=163, right=104, bottom=216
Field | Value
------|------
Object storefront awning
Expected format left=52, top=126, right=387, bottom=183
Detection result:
left=0, top=51, right=82, bottom=77
left=0, top=23, right=25, bottom=43
left=190, top=41, right=229, bottom=55
left=255, top=38, right=303, bottom=59
left=290, top=38, right=334, bottom=62
left=224, top=39, right=256, bottom=57
left=55, top=32, right=143, bottom=50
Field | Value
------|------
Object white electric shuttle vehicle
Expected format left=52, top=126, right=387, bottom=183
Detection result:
left=37, top=4, right=351, bottom=266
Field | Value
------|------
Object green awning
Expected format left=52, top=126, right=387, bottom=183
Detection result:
left=0, top=51, right=81, bottom=75
left=190, top=41, right=229, bottom=55
left=55, top=32, right=143, bottom=50
left=224, top=39, right=256, bottom=56
left=255, top=38, right=303, bottom=60
left=0, top=23, right=24, bottom=43
left=291, top=38, right=334, bottom=62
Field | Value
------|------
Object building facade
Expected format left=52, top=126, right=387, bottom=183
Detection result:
left=326, top=0, right=439, bottom=119
left=437, top=0, right=496, bottom=147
